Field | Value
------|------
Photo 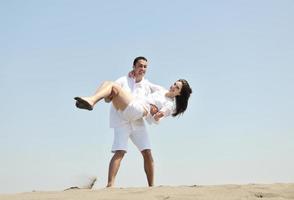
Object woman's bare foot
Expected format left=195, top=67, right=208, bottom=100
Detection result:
left=74, top=97, right=94, bottom=110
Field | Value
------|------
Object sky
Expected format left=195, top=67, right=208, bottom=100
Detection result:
left=1, top=0, right=294, bottom=194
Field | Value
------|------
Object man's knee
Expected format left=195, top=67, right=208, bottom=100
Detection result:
left=113, top=150, right=126, bottom=159
left=141, top=149, right=153, bottom=160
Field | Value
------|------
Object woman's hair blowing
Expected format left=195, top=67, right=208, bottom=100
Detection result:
left=173, top=79, right=192, bottom=117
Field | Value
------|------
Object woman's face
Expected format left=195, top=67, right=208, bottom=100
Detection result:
left=169, top=81, right=183, bottom=96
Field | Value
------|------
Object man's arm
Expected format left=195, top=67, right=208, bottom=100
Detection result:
left=153, top=111, right=164, bottom=121
left=152, top=99, right=174, bottom=122
left=145, top=80, right=165, bottom=93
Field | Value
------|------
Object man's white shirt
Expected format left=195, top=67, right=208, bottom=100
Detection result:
left=109, top=76, right=161, bottom=130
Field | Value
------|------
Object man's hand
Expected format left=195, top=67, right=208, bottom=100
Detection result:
left=154, top=111, right=164, bottom=121
left=150, top=104, right=158, bottom=116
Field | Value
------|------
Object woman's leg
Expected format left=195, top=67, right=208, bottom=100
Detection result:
left=75, top=81, right=133, bottom=111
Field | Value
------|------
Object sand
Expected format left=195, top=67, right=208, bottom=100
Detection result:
left=0, top=183, right=293, bottom=200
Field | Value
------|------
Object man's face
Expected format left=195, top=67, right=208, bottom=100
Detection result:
left=133, top=59, right=148, bottom=79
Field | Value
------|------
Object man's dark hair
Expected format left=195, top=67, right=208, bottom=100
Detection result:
left=133, top=56, right=148, bottom=66
left=173, top=79, right=192, bottom=117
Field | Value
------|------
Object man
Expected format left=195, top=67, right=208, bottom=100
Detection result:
left=107, top=56, right=157, bottom=187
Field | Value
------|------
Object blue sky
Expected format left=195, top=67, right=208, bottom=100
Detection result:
left=1, top=0, right=294, bottom=194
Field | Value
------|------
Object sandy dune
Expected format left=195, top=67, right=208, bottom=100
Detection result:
left=0, top=183, right=293, bottom=200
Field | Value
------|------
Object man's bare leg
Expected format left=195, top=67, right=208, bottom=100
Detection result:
left=141, top=149, right=154, bottom=187
left=107, top=150, right=125, bottom=187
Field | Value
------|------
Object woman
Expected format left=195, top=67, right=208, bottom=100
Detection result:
left=74, top=79, right=192, bottom=122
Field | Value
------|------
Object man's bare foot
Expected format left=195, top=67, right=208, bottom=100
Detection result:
left=106, top=183, right=113, bottom=188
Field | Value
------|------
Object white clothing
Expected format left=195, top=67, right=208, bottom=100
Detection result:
left=109, top=75, right=161, bottom=153
left=145, top=88, right=175, bottom=121
left=111, top=123, right=151, bottom=152
left=109, top=76, right=161, bottom=130
left=120, top=100, right=146, bottom=122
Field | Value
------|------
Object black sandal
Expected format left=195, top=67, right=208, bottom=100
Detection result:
left=74, top=97, right=93, bottom=111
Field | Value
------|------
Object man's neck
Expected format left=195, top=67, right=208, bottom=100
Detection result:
left=134, top=76, right=143, bottom=83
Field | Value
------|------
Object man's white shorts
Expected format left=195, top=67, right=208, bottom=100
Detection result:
left=111, top=123, right=151, bottom=153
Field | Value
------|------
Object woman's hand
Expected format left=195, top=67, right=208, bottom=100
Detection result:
left=154, top=111, right=164, bottom=121
left=128, top=70, right=135, bottom=78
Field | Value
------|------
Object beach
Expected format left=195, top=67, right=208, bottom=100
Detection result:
left=0, top=183, right=293, bottom=200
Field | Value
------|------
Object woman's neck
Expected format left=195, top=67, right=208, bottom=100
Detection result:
left=165, top=92, right=175, bottom=98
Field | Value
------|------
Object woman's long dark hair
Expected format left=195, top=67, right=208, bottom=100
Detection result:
left=173, top=79, right=192, bottom=117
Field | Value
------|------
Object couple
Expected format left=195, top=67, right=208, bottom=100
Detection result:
left=74, top=56, right=192, bottom=187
